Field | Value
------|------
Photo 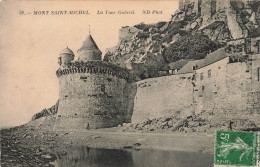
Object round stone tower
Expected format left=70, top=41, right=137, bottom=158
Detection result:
left=58, top=47, right=75, bottom=69
left=54, top=34, right=131, bottom=130
left=78, top=35, right=102, bottom=61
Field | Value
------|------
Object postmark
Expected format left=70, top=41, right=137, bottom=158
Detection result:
left=215, top=131, right=258, bottom=167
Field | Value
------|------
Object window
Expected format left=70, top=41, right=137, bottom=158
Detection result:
left=101, top=84, right=105, bottom=92
left=202, top=86, right=205, bottom=91
left=200, top=73, right=204, bottom=80
left=258, top=67, right=260, bottom=82
left=257, top=41, right=260, bottom=53
left=58, top=57, right=62, bottom=65
left=245, top=38, right=251, bottom=53
left=208, top=69, right=211, bottom=78
left=193, top=65, right=198, bottom=70
left=80, top=76, right=88, bottom=80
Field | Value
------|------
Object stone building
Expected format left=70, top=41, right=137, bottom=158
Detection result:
left=133, top=38, right=260, bottom=124
left=54, top=34, right=132, bottom=130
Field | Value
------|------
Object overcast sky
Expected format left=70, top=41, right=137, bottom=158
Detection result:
left=0, top=0, right=178, bottom=127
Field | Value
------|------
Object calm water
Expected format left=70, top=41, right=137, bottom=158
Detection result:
left=51, top=147, right=213, bottom=167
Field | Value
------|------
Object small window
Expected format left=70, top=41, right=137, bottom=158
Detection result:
left=58, top=57, right=62, bottom=65
left=258, top=67, right=260, bottom=82
left=101, top=84, right=105, bottom=92
left=200, top=73, right=204, bottom=80
left=107, top=78, right=112, bottom=82
left=257, top=41, right=260, bottom=53
left=202, top=86, right=205, bottom=91
left=208, top=69, right=211, bottom=78
left=80, top=76, right=88, bottom=80
left=245, top=38, right=251, bottom=53
left=194, top=65, right=199, bottom=70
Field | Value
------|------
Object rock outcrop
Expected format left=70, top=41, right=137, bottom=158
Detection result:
left=31, top=101, right=59, bottom=121
left=120, top=111, right=260, bottom=133
left=104, top=0, right=260, bottom=80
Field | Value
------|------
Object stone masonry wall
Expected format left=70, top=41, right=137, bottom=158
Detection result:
left=54, top=71, right=131, bottom=130
left=250, top=54, right=260, bottom=91
left=193, top=59, right=259, bottom=126
left=201, top=1, right=213, bottom=24
left=131, top=74, right=194, bottom=123
left=132, top=57, right=260, bottom=125
left=194, top=57, right=230, bottom=114
left=194, top=58, right=258, bottom=115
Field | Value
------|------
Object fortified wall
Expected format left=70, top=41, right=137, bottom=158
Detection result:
left=132, top=74, right=194, bottom=123
left=132, top=48, right=260, bottom=125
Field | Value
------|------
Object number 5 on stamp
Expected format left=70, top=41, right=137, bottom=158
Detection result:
left=214, top=131, right=258, bottom=167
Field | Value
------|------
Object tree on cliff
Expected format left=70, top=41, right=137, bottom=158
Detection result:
left=163, top=33, right=221, bottom=63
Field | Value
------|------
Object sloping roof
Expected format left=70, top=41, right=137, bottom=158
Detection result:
left=168, top=59, right=190, bottom=70
left=60, top=47, right=74, bottom=55
left=160, top=64, right=169, bottom=71
left=77, top=35, right=102, bottom=54
left=247, top=27, right=260, bottom=38
left=178, top=59, right=205, bottom=74
left=202, top=48, right=229, bottom=67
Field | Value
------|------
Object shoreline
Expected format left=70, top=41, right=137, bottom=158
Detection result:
left=2, top=120, right=259, bottom=166
left=0, top=116, right=219, bottom=166
left=1, top=123, right=215, bottom=153
left=56, top=129, right=215, bottom=153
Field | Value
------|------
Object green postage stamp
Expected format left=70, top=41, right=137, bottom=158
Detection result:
left=215, top=131, right=259, bottom=167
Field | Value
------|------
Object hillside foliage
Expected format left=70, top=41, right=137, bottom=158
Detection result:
left=163, top=33, right=221, bottom=63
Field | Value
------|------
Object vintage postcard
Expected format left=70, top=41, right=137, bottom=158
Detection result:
left=0, top=0, right=260, bottom=166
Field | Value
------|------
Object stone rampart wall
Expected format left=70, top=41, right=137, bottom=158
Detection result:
left=131, top=58, right=260, bottom=124
left=131, top=74, right=194, bottom=123
left=54, top=71, right=131, bottom=130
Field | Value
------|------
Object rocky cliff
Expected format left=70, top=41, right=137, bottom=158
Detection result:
left=104, top=0, right=260, bottom=79
left=31, top=101, right=59, bottom=121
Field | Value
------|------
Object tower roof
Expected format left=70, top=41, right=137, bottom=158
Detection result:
left=60, top=47, right=74, bottom=55
left=77, top=35, right=102, bottom=54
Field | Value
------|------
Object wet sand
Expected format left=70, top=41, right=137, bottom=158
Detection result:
left=0, top=118, right=214, bottom=166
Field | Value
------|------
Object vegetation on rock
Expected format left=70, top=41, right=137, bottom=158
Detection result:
left=163, top=33, right=221, bottom=62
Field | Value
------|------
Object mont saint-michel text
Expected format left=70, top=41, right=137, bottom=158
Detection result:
left=33, top=10, right=90, bottom=15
